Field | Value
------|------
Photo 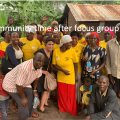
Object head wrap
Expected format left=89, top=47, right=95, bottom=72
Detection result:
left=78, top=24, right=86, bottom=30
left=89, top=32, right=99, bottom=46
left=59, top=35, right=72, bottom=47
left=85, top=32, right=91, bottom=39
left=104, top=28, right=114, bottom=39
left=46, top=28, right=53, bottom=33
left=25, top=25, right=36, bottom=34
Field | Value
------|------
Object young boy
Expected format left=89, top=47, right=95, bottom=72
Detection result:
left=79, top=77, right=92, bottom=114
left=0, top=67, right=10, bottom=120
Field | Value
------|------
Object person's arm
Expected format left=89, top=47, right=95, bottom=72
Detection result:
left=33, top=78, right=39, bottom=97
left=74, top=63, right=78, bottom=83
left=16, top=85, right=28, bottom=107
left=6, top=45, right=20, bottom=66
left=40, top=15, right=49, bottom=25
left=90, top=90, right=117, bottom=119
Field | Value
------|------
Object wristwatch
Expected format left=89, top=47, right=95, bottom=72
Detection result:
left=33, top=90, right=37, bottom=92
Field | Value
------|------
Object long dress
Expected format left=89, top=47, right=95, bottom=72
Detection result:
left=34, top=48, right=52, bottom=92
left=83, top=45, right=106, bottom=83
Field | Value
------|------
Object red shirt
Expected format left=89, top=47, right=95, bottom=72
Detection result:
left=0, top=75, right=9, bottom=97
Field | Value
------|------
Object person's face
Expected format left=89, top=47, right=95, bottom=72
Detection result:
left=116, top=26, right=120, bottom=39
left=63, top=28, right=69, bottom=35
left=11, top=33, right=19, bottom=45
left=45, top=41, right=54, bottom=52
left=86, top=36, right=90, bottom=45
left=84, top=79, right=91, bottom=89
left=9, top=18, right=14, bottom=25
left=34, top=56, right=46, bottom=69
left=71, top=36, right=78, bottom=45
left=5, top=32, right=10, bottom=41
left=26, top=32, right=34, bottom=40
left=43, top=36, right=48, bottom=43
left=79, top=28, right=86, bottom=36
left=104, top=32, right=112, bottom=42
left=98, top=78, right=109, bottom=93
left=17, top=30, right=22, bottom=38
left=52, top=23, right=58, bottom=30
left=53, top=34, right=61, bottom=44
left=47, top=31, right=52, bottom=37
left=64, top=41, right=72, bottom=50
left=90, top=35, right=98, bottom=46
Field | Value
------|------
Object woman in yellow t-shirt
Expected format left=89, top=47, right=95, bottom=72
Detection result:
left=52, top=35, right=78, bottom=116
left=0, top=31, right=11, bottom=52
left=41, top=34, right=49, bottom=49
left=70, top=30, right=84, bottom=104
left=99, top=28, right=114, bottom=76
left=77, top=24, right=87, bottom=46
left=19, top=25, right=41, bottom=61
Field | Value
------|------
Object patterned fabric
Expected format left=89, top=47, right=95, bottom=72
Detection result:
left=83, top=45, right=106, bottom=83
left=2, top=59, right=42, bottom=93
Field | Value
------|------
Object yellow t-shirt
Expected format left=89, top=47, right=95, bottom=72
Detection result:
left=40, top=44, right=45, bottom=49
left=42, top=41, right=45, bottom=45
left=20, top=37, right=41, bottom=61
left=72, top=43, right=84, bottom=73
left=80, top=85, right=92, bottom=105
left=78, top=37, right=87, bottom=46
left=52, top=48, right=78, bottom=85
left=53, top=44, right=59, bottom=50
left=99, top=40, right=107, bottom=76
left=0, top=41, right=10, bottom=52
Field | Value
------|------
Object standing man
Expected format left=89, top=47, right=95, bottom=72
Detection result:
left=2, top=52, right=46, bottom=119
left=106, top=23, right=120, bottom=98
left=84, top=75, right=120, bottom=120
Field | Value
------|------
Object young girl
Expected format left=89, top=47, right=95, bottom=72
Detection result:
left=0, top=67, right=10, bottom=120
left=80, top=77, right=92, bottom=114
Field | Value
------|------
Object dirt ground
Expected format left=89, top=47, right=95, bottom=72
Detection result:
left=3, top=98, right=120, bottom=120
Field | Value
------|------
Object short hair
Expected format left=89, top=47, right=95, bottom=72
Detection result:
left=30, top=23, right=38, bottom=29
left=45, top=37, right=55, bottom=44
left=42, top=34, right=49, bottom=39
left=10, top=31, right=19, bottom=37
left=70, top=31, right=80, bottom=38
left=83, top=77, right=92, bottom=85
left=0, top=67, right=2, bottom=73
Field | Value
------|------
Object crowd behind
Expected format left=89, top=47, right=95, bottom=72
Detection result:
left=0, top=16, right=120, bottom=120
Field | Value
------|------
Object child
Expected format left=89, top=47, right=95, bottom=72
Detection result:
left=0, top=67, right=10, bottom=120
left=79, top=77, right=92, bottom=114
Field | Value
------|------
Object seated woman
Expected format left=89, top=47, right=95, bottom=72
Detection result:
left=82, top=32, right=106, bottom=84
left=6, top=31, right=23, bottom=113
left=52, top=35, right=78, bottom=116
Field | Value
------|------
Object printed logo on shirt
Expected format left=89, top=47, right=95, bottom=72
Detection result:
left=65, top=57, right=69, bottom=61
left=92, top=54, right=97, bottom=59
left=32, top=46, right=36, bottom=49
left=76, top=50, right=78, bottom=53
left=56, top=57, right=60, bottom=60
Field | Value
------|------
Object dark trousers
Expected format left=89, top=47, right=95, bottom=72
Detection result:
left=8, top=88, right=34, bottom=120
left=111, top=77, right=120, bottom=95
left=0, top=98, right=9, bottom=120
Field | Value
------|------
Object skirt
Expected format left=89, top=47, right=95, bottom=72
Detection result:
left=57, top=82, right=78, bottom=116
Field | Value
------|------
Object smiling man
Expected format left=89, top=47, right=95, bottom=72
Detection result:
left=2, top=52, right=45, bottom=120
left=84, top=75, right=120, bottom=120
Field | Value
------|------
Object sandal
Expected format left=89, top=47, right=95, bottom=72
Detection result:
left=44, top=104, right=51, bottom=108
left=32, top=112, right=39, bottom=118
left=37, top=108, right=48, bottom=114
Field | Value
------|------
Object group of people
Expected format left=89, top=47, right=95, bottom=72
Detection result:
left=0, top=15, right=120, bottom=120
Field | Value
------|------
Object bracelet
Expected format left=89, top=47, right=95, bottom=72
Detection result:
left=33, top=90, right=37, bottom=92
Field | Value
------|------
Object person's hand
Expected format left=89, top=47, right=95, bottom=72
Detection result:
left=75, top=75, right=78, bottom=83
left=108, top=75, right=115, bottom=85
left=42, top=15, right=49, bottom=22
left=89, top=69, right=96, bottom=75
left=33, top=92, right=40, bottom=105
left=21, top=97, right=28, bottom=107
left=87, top=94, right=91, bottom=97
left=83, top=57, right=89, bottom=62
left=84, top=115, right=91, bottom=120
left=42, top=70, right=49, bottom=76
left=63, top=70, right=70, bottom=75
left=18, top=41, right=26, bottom=47
left=83, top=89, right=89, bottom=93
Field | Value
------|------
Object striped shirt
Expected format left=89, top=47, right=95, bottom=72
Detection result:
left=2, top=59, right=42, bottom=93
